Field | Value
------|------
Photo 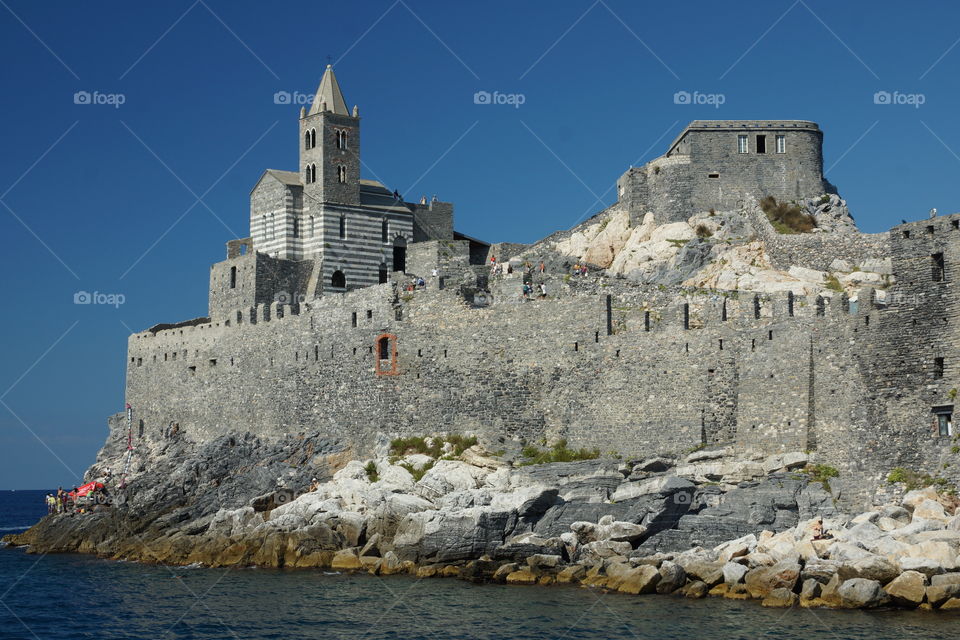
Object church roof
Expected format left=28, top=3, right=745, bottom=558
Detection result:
left=265, top=169, right=302, bottom=187
left=308, top=65, right=349, bottom=116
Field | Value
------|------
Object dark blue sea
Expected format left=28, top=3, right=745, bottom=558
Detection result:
left=0, top=490, right=955, bottom=639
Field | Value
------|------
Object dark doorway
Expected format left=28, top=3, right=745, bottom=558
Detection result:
left=331, top=270, right=346, bottom=289
left=756, top=135, right=766, bottom=154
left=378, top=336, right=390, bottom=360
left=393, top=237, right=407, bottom=273
left=379, top=262, right=388, bottom=284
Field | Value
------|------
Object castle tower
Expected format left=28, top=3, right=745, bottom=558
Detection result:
left=300, top=65, right=361, bottom=206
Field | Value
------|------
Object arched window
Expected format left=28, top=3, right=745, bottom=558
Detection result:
left=310, top=129, right=316, bottom=148
left=330, top=270, right=346, bottom=289
left=342, top=131, right=348, bottom=149
left=337, top=165, right=346, bottom=183
left=381, top=218, right=388, bottom=243
left=304, top=131, right=311, bottom=149
left=378, top=336, right=390, bottom=360
left=339, top=215, right=346, bottom=239
left=311, top=164, right=317, bottom=183
left=305, top=166, right=311, bottom=184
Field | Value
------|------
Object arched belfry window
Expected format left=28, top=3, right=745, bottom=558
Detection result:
left=330, top=270, right=346, bottom=289
left=304, top=131, right=311, bottom=150
left=310, top=129, right=316, bottom=148
left=375, top=333, right=399, bottom=376
left=311, top=164, right=317, bottom=183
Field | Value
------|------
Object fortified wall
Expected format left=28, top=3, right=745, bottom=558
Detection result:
left=123, top=212, right=960, bottom=506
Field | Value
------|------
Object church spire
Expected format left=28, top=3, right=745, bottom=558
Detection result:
left=308, top=64, right=349, bottom=116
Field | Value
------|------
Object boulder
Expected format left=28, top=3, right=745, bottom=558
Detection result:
left=902, top=487, right=940, bottom=510
left=884, top=571, right=927, bottom=607
left=800, top=578, right=822, bottom=601
left=615, top=564, right=661, bottom=595
left=837, top=578, right=888, bottom=608
left=925, top=583, right=960, bottom=607
left=898, top=557, right=944, bottom=577
left=556, top=564, right=586, bottom=583
left=656, top=561, right=686, bottom=594
left=839, top=555, right=900, bottom=584
left=682, top=580, right=709, bottom=598
left=506, top=568, right=538, bottom=585
left=744, top=560, right=801, bottom=598
left=913, top=499, right=949, bottom=522
left=931, top=572, right=960, bottom=586
left=762, top=588, right=798, bottom=608
left=723, top=562, right=749, bottom=585
left=331, top=548, right=362, bottom=571
left=527, top=554, right=562, bottom=571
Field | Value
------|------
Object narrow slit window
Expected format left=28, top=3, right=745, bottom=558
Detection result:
left=933, top=252, right=945, bottom=282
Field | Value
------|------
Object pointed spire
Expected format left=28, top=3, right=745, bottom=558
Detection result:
left=308, top=65, right=349, bottom=116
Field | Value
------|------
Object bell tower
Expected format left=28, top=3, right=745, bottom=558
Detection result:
left=299, top=65, right=360, bottom=205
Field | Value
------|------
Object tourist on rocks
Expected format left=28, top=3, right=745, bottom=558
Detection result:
left=539, top=261, right=545, bottom=274
left=539, top=283, right=547, bottom=299
left=431, top=268, right=439, bottom=279
left=45, top=494, right=55, bottom=514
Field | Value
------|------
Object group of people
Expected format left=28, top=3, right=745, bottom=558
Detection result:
left=571, top=262, right=589, bottom=277
left=45, top=490, right=68, bottom=514
left=520, top=282, right=547, bottom=301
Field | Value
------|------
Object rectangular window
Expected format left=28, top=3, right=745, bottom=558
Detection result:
left=934, top=406, right=954, bottom=436
left=756, top=135, right=766, bottom=154
left=933, top=253, right=945, bottom=282
left=935, top=357, right=945, bottom=379
left=775, top=135, right=785, bottom=153
left=737, top=135, right=748, bottom=154
left=230, top=266, right=237, bottom=289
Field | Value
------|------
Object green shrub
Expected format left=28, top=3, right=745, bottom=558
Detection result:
left=886, top=467, right=955, bottom=492
left=803, top=464, right=839, bottom=493
left=760, top=196, right=816, bottom=234
left=389, top=434, right=478, bottom=459
left=823, top=274, right=843, bottom=293
left=364, top=460, right=379, bottom=483
left=518, top=438, right=600, bottom=466
left=399, top=460, right=434, bottom=482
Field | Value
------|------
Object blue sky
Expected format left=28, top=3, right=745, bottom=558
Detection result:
left=1, top=0, right=959, bottom=488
